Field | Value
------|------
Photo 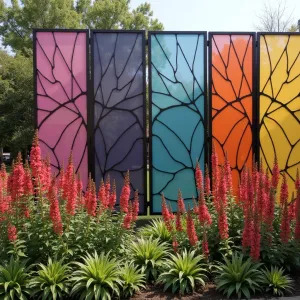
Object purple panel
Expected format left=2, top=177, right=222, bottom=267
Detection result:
left=35, top=31, right=88, bottom=188
left=93, top=31, right=146, bottom=213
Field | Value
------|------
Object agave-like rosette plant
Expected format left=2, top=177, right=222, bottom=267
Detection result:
left=0, top=257, right=31, bottom=300
left=261, top=266, right=293, bottom=296
left=70, top=251, right=122, bottom=300
left=129, top=237, right=170, bottom=282
left=215, top=252, right=264, bottom=299
left=158, top=249, right=207, bottom=295
left=29, top=257, right=70, bottom=300
left=119, top=262, right=145, bottom=298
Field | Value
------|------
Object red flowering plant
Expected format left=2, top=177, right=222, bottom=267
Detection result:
left=158, top=149, right=300, bottom=271
left=0, top=132, right=139, bottom=264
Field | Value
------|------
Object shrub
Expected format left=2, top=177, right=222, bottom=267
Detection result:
left=129, top=237, right=170, bottom=282
left=70, top=251, right=122, bottom=300
left=139, top=219, right=172, bottom=243
left=0, top=257, right=31, bottom=300
left=119, top=262, right=145, bottom=298
left=215, top=252, right=263, bottom=299
left=29, top=258, right=70, bottom=299
left=158, top=249, right=207, bottom=295
left=261, top=266, right=293, bottom=296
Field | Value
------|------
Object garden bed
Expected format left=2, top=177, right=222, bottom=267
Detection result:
left=134, top=276, right=300, bottom=300
left=1, top=134, right=300, bottom=300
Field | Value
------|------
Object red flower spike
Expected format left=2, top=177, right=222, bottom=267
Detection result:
left=8, top=224, right=17, bottom=242
left=24, top=161, right=33, bottom=197
left=105, top=175, right=111, bottom=207
left=271, top=156, right=280, bottom=190
left=87, top=178, right=97, bottom=217
left=63, top=153, right=75, bottom=201
left=198, top=192, right=212, bottom=226
left=123, top=201, right=132, bottom=229
left=161, top=193, right=172, bottom=232
left=108, top=180, right=117, bottom=210
left=120, top=171, right=130, bottom=213
left=177, top=189, right=186, bottom=214
left=176, top=210, right=183, bottom=232
left=42, top=155, right=51, bottom=192
left=239, top=168, right=247, bottom=205
left=98, top=179, right=107, bottom=209
left=280, top=173, right=288, bottom=209
left=66, top=173, right=77, bottom=216
left=11, top=153, right=25, bottom=202
left=186, top=208, right=198, bottom=246
left=195, top=161, right=203, bottom=192
left=30, top=130, right=43, bottom=184
left=48, top=179, right=63, bottom=235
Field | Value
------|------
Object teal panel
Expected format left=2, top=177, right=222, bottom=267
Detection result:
left=150, top=32, right=206, bottom=213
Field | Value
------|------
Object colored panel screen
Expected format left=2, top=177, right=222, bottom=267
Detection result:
left=35, top=31, right=88, bottom=188
left=93, top=31, right=146, bottom=213
left=150, top=33, right=206, bottom=213
left=210, top=34, right=254, bottom=193
left=259, top=34, right=300, bottom=191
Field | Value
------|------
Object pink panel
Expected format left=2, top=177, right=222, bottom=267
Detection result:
left=35, top=31, right=88, bottom=188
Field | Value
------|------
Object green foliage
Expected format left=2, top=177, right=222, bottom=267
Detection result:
left=158, top=249, right=207, bottom=295
left=129, top=237, right=170, bottom=282
left=261, top=266, right=293, bottom=296
left=0, top=0, right=163, bottom=53
left=261, top=239, right=300, bottom=271
left=70, top=251, right=122, bottom=300
left=29, top=258, right=70, bottom=300
left=215, top=252, right=263, bottom=299
left=0, top=257, right=31, bottom=300
left=139, top=218, right=172, bottom=243
left=0, top=51, right=33, bottom=155
left=119, top=262, right=145, bottom=298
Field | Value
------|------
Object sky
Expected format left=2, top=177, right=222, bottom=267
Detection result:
left=131, top=0, right=300, bottom=31
left=2, top=0, right=300, bottom=32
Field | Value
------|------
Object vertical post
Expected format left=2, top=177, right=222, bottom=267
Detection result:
left=298, top=19, right=300, bottom=32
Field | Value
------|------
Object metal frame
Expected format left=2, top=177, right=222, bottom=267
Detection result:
left=33, top=28, right=90, bottom=174
left=257, top=32, right=300, bottom=172
left=208, top=31, right=257, bottom=174
left=90, top=30, right=148, bottom=215
left=148, top=31, right=208, bottom=215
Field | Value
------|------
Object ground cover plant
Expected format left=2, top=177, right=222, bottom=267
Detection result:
left=0, top=131, right=300, bottom=299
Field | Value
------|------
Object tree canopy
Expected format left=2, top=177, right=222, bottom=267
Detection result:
left=0, top=0, right=163, bottom=156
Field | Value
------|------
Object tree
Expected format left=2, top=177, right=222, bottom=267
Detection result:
left=0, top=0, right=163, bottom=156
left=0, top=50, right=33, bottom=157
left=0, top=0, right=163, bottom=53
left=255, top=0, right=294, bottom=32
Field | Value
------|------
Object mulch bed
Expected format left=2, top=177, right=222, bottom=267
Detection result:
left=133, top=275, right=300, bottom=299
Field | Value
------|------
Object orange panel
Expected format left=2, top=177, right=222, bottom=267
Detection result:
left=211, top=34, right=254, bottom=194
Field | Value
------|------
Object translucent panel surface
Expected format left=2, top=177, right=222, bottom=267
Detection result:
left=259, top=34, right=300, bottom=192
left=150, top=33, right=206, bottom=213
left=93, top=32, right=146, bottom=213
left=211, top=34, right=254, bottom=194
left=35, top=31, right=88, bottom=188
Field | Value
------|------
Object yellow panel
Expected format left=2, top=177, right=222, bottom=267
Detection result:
left=259, top=34, right=300, bottom=193
left=269, top=107, right=299, bottom=145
